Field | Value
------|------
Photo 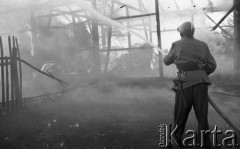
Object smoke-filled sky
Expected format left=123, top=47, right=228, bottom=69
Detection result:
left=0, top=0, right=235, bottom=77
left=0, top=0, right=233, bottom=14
left=118, top=0, right=233, bottom=12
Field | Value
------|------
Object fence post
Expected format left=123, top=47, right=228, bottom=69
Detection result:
left=5, top=57, right=10, bottom=110
left=8, top=36, right=15, bottom=111
left=12, top=36, right=20, bottom=109
left=16, top=38, right=23, bottom=107
left=0, top=37, right=5, bottom=108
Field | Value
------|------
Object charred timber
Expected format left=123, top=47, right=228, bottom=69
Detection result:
left=112, top=13, right=156, bottom=20
left=211, top=5, right=236, bottom=31
left=205, top=13, right=233, bottom=38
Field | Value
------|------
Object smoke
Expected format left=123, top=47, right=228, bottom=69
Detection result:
left=194, top=28, right=234, bottom=76
left=0, top=1, right=235, bottom=91
left=1, top=2, right=239, bottom=148
left=77, top=0, right=163, bottom=54
left=212, top=0, right=233, bottom=10
left=70, top=79, right=174, bottom=104
left=24, top=76, right=240, bottom=134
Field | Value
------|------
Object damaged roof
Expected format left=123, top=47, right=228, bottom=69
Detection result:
left=0, top=0, right=233, bottom=15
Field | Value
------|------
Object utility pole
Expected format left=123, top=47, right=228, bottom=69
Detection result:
left=155, top=0, right=164, bottom=77
left=234, top=0, right=240, bottom=79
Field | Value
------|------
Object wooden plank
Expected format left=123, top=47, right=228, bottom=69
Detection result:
left=16, top=38, right=22, bottom=107
left=19, top=59, right=68, bottom=86
left=8, top=36, right=14, bottom=111
left=12, top=36, right=20, bottom=108
left=5, top=57, right=9, bottom=110
left=0, top=37, right=5, bottom=107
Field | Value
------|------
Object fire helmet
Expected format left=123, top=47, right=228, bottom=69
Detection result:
left=177, top=21, right=195, bottom=37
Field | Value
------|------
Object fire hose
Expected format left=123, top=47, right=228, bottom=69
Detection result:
left=176, top=64, right=240, bottom=134
left=177, top=73, right=240, bottom=134
left=208, top=96, right=240, bottom=134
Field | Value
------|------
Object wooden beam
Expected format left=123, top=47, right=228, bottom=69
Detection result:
left=131, top=24, right=233, bottom=32
left=0, top=37, right=5, bottom=107
left=155, top=0, right=164, bottom=78
left=149, top=16, right=153, bottom=42
left=212, top=5, right=236, bottom=31
left=104, top=27, right=112, bottom=72
left=101, top=26, right=106, bottom=49
left=104, top=0, right=115, bottom=73
left=92, top=0, right=101, bottom=72
left=112, top=13, right=156, bottom=20
left=126, top=7, right=132, bottom=49
left=205, top=13, right=233, bottom=38
left=138, top=0, right=148, bottom=39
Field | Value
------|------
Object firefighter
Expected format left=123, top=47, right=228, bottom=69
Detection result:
left=163, top=21, right=217, bottom=148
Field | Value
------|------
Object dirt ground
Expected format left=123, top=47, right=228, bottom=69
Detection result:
left=0, top=78, right=240, bottom=149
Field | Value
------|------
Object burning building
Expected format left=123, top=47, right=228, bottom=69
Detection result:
left=0, top=0, right=240, bottom=148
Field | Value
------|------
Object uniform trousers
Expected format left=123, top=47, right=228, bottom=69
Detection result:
left=173, top=83, right=212, bottom=148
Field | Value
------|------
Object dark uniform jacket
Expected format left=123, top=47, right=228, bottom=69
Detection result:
left=163, top=37, right=217, bottom=89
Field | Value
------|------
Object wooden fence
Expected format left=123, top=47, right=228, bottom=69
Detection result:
left=0, top=36, right=68, bottom=112
left=0, top=36, right=23, bottom=111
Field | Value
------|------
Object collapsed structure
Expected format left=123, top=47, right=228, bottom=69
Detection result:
left=0, top=1, right=240, bottom=146
left=0, top=0, right=239, bottom=78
